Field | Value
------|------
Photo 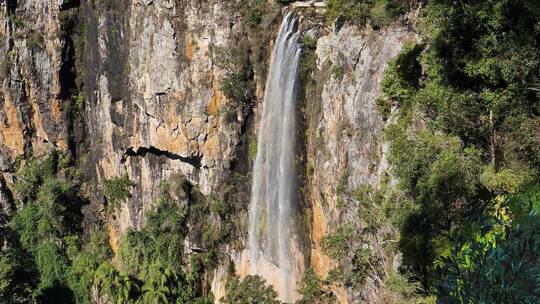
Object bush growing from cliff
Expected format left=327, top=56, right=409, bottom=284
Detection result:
left=246, top=0, right=267, bottom=28
left=221, top=70, right=255, bottom=123
left=296, top=268, right=336, bottom=304
left=221, top=72, right=255, bottom=105
left=326, top=0, right=418, bottom=28
left=223, top=275, right=280, bottom=304
left=103, top=175, right=133, bottom=213
left=332, top=65, right=345, bottom=80
left=26, top=32, right=44, bottom=51
left=301, top=34, right=318, bottom=50
left=377, top=42, right=423, bottom=120
left=299, top=49, right=317, bottom=82
left=322, top=224, right=376, bottom=289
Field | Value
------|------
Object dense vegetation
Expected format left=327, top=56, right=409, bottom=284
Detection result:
left=223, top=275, right=280, bottom=304
left=0, top=154, right=244, bottom=303
left=376, top=0, right=540, bottom=302
left=0, top=152, right=104, bottom=303
left=327, top=0, right=417, bottom=28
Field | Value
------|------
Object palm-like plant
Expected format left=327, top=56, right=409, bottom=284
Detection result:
left=140, top=264, right=181, bottom=304
left=94, top=262, right=140, bottom=304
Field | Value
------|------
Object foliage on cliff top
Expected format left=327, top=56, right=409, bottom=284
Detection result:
left=326, top=0, right=419, bottom=28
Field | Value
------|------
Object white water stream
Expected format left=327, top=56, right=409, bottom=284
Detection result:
left=247, top=12, right=303, bottom=303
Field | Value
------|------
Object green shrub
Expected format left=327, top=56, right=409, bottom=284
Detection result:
left=296, top=268, right=336, bottom=304
left=223, top=275, right=279, bottom=304
left=26, top=32, right=44, bottom=51
left=74, top=93, right=85, bottom=112
left=385, top=271, right=421, bottom=298
left=379, top=42, right=423, bottom=119
left=103, top=175, right=133, bottom=213
left=326, top=0, right=414, bottom=28
left=322, top=224, right=357, bottom=260
left=93, top=262, right=140, bottom=304
left=299, top=50, right=317, bottom=82
left=248, top=137, right=258, bottom=160
left=336, top=169, right=349, bottom=195
left=11, top=16, right=24, bottom=28
left=332, top=65, right=344, bottom=80
left=324, top=243, right=373, bottom=288
left=220, top=71, right=255, bottom=122
left=246, top=0, right=266, bottom=28
left=221, top=72, right=254, bottom=104
left=302, top=35, right=318, bottom=50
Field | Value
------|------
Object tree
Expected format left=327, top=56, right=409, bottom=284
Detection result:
left=223, top=275, right=280, bottom=304
left=296, top=268, right=336, bottom=304
left=94, top=262, right=140, bottom=304
left=437, top=188, right=540, bottom=303
left=0, top=247, right=36, bottom=303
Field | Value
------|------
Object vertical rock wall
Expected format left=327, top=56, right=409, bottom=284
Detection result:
left=0, top=0, right=68, bottom=167
left=83, top=0, right=254, bottom=235
left=306, top=24, right=415, bottom=303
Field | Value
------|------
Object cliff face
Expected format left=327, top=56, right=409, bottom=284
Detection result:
left=0, top=0, right=414, bottom=303
left=0, top=0, right=256, bottom=242
left=0, top=0, right=69, bottom=169
left=83, top=0, right=253, bottom=234
left=307, top=24, right=415, bottom=302
left=0, top=0, right=75, bottom=242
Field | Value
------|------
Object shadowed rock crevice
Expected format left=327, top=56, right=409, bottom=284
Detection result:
left=121, top=146, right=202, bottom=169
left=59, top=0, right=81, bottom=11
left=58, top=14, right=78, bottom=100
left=6, top=0, right=17, bottom=14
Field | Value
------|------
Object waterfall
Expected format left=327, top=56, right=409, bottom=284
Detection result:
left=247, top=12, right=303, bottom=303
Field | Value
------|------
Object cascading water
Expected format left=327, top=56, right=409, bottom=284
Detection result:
left=247, top=12, right=303, bottom=303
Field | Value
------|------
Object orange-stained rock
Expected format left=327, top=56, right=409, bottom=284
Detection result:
left=208, top=90, right=224, bottom=116
left=208, top=70, right=226, bottom=116
left=51, top=99, right=62, bottom=121
left=0, top=94, right=25, bottom=156
left=203, top=132, right=220, bottom=157
left=310, top=198, right=333, bottom=277
left=108, top=222, right=119, bottom=254
left=185, top=34, right=195, bottom=61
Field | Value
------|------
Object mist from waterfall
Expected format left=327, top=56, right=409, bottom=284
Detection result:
left=247, top=12, right=302, bottom=303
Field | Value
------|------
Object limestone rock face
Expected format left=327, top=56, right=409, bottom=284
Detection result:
left=307, top=24, right=415, bottom=302
left=0, top=0, right=68, bottom=162
left=84, top=0, right=250, bottom=233
left=0, top=0, right=73, bottom=236
left=0, top=0, right=275, bottom=278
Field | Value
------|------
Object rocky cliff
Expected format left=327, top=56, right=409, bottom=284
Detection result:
left=0, top=0, right=415, bottom=303
left=306, top=24, right=415, bottom=302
